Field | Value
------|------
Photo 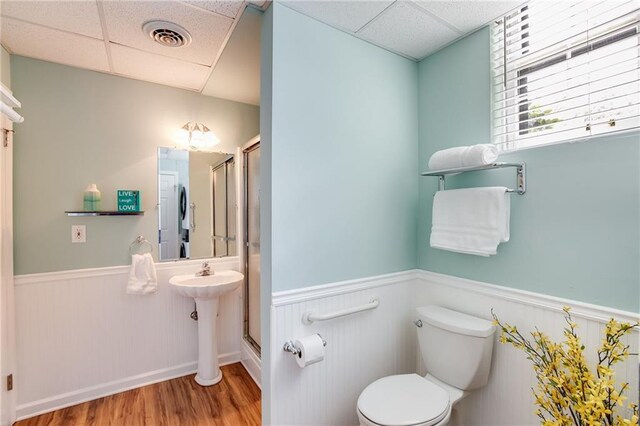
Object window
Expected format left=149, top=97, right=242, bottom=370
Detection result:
left=492, top=1, right=640, bottom=151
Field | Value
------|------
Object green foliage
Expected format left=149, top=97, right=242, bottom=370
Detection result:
left=528, top=104, right=561, bottom=132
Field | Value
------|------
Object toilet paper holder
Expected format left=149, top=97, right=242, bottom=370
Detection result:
left=283, top=333, right=327, bottom=356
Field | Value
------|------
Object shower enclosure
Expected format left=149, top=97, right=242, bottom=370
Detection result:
left=243, top=140, right=260, bottom=353
left=211, top=157, right=236, bottom=258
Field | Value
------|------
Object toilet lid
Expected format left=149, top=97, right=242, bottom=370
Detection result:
left=357, top=374, right=450, bottom=426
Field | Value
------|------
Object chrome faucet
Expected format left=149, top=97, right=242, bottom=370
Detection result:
left=196, top=261, right=212, bottom=277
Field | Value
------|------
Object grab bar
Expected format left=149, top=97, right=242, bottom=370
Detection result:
left=302, top=298, right=379, bottom=325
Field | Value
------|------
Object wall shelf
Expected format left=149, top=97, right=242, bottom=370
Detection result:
left=65, top=211, right=144, bottom=217
left=421, top=162, right=526, bottom=194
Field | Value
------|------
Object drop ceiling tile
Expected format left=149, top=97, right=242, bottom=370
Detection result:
left=183, top=1, right=244, bottom=19
left=102, top=1, right=233, bottom=66
left=0, top=0, right=103, bottom=39
left=413, top=0, right=521, bottom=33
left=0, top=17, right=109, bottom=72
left=281, top=1, right=395, bottom=33
left=202, top=6, right=261, bottom=105
left=110, top=44, right=210, bottom=91
left=358, top=2, right=461, bottom=60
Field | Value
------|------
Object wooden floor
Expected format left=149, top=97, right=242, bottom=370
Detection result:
left=15, top=363, right=261, bottom=426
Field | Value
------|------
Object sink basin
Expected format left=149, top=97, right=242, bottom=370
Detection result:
left=169, top=270, right=244, bottom=386
left=169, top=270, right=243, bottom=299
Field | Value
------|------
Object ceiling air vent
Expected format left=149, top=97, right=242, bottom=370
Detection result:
left=142, top=21, right=192, bottom=48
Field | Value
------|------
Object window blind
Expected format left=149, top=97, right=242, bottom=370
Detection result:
left=492, top=0, right=640, bottom=151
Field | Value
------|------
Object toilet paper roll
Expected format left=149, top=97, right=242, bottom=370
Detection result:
left=295, top=334, right=325, bottom=368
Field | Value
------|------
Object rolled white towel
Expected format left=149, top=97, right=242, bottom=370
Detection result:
left=0, top=101, right=24, bottom=123
left=428, top=144, right=498, bottom=171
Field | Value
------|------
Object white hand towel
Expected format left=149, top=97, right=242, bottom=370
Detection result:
left=127, top=253, right=158, bottom=295
left=428, top=144, right=499, bottom=171
left=430, top=187, right=510, bottom=256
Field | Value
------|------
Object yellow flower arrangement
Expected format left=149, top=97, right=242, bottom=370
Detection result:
left=492, top=307, right=639, bottom=426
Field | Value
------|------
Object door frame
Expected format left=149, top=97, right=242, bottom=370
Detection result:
left=158, top=171, right=180, bottom=261
left=1, top=115, right=17, bottom=425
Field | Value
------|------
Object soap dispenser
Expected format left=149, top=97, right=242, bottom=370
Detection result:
left=84, top=184, right=102, bottom=211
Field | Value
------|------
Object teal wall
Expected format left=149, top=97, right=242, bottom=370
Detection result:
left=11, top=56, right=259, bottom=275
left=1, top=46, right=10, bottom=88
left=269, top=4, right=419, bottom=292
left=418, top=28, right=640, bottom=312
left=260, top=5, right=273, bottom=422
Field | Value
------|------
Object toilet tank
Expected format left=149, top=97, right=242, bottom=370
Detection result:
left=416, top=306, right=496, bottom=391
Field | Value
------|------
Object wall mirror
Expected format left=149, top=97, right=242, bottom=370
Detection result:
left=157, top=147, right=237, bottom=261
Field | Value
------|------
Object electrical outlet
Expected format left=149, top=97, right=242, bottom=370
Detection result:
left=72, top=225, right=86, bottom=243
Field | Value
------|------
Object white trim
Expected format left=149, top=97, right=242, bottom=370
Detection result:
left=417, top=270, right=639, bottom=324
left=0, top=89, right=17, bottom=426
left=16, top=351, right=241, bottom=421
left=271, top=270, right=417, bottom=307
left=272, top=268, right=637, bottom=323
left=14, top=257, right=240, bottom=286
left=240, top=339, right=261, bottom=389
left=242, top=134, right=260, bottom=151
left=0, top=83, right=20, bottom=109
left=497, top=127, right=640, bottom=155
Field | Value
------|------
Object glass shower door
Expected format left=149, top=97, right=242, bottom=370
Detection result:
left=244, top=142, right=261, bottom=353
left=212, top=163, right=228, bottom=257
left=211, top=157, right=236, bottom=258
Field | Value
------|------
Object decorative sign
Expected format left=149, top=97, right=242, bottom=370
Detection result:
left=117, top=190, right=141, bottom=212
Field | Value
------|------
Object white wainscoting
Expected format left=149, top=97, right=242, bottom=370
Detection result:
left=241, top=338, right=262, bottom=389
left=14, top=257, right=242, bottom=420
left=271, top=271, right=417, bottom=426
left=270, top=269, right=639, bottom=426
left=414, top=270, right=639, bottom=426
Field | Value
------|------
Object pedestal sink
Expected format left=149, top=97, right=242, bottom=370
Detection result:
left=169, top=270, right=244, bottom=386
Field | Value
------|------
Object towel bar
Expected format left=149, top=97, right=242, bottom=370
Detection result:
left=129, top=235, right=153, bottom=255
left=421, top=162, right=526, bottom=195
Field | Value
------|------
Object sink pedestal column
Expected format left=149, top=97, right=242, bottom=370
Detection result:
left=194, top=297, right=222, bottom=386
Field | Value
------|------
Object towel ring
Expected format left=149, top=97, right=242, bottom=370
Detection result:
left=129, top=236, right=153, bottom=255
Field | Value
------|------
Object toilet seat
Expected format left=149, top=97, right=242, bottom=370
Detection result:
left=357, top=374, right=450, bottom=426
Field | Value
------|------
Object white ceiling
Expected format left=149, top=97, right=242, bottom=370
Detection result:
left=0, top=0, right=523, bottom=104
left=0, top=0, right=248, bottom=92
left=202, top=6, right=262, bottom=105
left=282, top=0, right=524, bottom=61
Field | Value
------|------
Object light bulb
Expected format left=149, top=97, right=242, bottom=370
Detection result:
left=176, top=128, right=190, bottom=147
left=190, top=130, right=205, bottom=150
left=178, top=122, right=220, bottom=151
left=204, top=131, right=220, bottom=149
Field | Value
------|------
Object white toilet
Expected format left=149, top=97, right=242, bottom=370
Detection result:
left=357, top=305, right=496, bottom=426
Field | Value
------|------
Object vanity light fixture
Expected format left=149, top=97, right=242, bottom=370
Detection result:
left=178, top=122, right=220, bottom=151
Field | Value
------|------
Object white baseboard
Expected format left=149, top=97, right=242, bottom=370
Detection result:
left=240, top=339, right=261, bottom=389
left=17, top=351, right=241, bottom=421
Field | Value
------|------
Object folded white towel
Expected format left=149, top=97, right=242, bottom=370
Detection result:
left=127, top=253, right=158, bottom=295
left=428, top=144, right=498, bottom=171
left=0, top=101, right=24, bottom=123
left=430, top=187, right=510, bottom=256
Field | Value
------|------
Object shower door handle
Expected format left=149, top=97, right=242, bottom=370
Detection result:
left=190, top=202, right=196, bottom=231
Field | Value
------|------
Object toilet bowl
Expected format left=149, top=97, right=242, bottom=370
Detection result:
left=356, top=306, right=496, bottom=426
